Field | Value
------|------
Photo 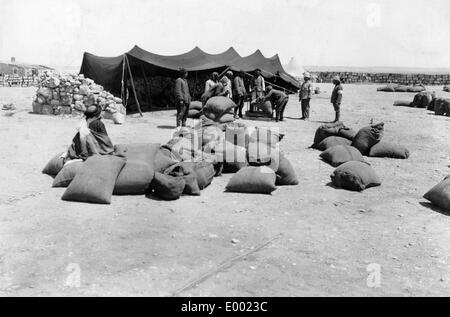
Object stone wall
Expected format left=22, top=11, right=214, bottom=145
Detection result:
left=312, top=72, right=450, bottom=85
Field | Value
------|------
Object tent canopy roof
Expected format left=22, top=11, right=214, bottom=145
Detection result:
left=80, top=46, right=300, bottom=90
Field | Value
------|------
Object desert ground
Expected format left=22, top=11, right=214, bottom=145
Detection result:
left=0, top=83, right=449, bottom=297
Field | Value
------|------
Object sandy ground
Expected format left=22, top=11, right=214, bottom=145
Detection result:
left=0, top=83, right=449, bottom=297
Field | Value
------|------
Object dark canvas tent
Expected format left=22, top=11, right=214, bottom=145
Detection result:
left=79, top=46, right=300, bottom=114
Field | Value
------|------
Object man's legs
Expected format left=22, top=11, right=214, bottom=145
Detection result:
left=333, top=103, right=341, bottom=122
left=176, top=103, right=183, bottom=127
left=305, top=98, right=310, bottom=119
left=238, top=96, right=244, bottom=117
left=181, top=102, right=189, bottom=127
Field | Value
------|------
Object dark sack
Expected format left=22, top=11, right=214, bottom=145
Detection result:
left=203, top=96, right=237, bottom=118
left=42, top=152, right=65, bottom=176
left=331, top=161, right=381, bottom=191
left=312, top=122, right=346, bottom=147
left=62, top=155, right=126, bottom=204
left=149, top=172, right=186, bottom=200
left=52, top=161, right=84, bottom=187
left=113, top=160, right=155, bottom=195
left=247, top=141, right=280, bottom=171
left=369, top=141, right=410, bottom=159
left=226, top=166, right=277, bottom=194
left=434, top=98, right=445, bottom=115
left=193, top=162, right=215, bottom=190
left=255, top=100, right=273, bottom=115
left=338, top=128, right=357, bottom=141
left=424, top=176, right=450, bottom=211
left=164, top=163, right=200, bottom=196
left=316, top=136, right=352, bottom=151
left=275, top=153, right=299, bottom=186
left=320, top=145, right=366, bottom=167
left=351, top=122, right=384, bottom=155
left=154, top=148, right=178, bottom=172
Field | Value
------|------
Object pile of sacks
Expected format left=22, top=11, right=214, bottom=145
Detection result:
left=394, top=92, right=450, bottom=116
left=429, top=98, right=450, bottom=116
left=42, top=143, right=214, bottom=204
left=377, top=83, right=426, bottom=93
left=32, top=71, right=126, bottom=124
left=311, top=121, right=410, bottom=191
left=423, top=175, right=450, bottom=212
left=393, top=91, right=435, bottom=108
left=42, top=119, right=299, bottom=203
left=187, top=96, right=236, bottom=123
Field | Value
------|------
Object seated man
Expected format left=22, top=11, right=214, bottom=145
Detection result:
left=258, top=86, right=289, bottom=122
left=62, top=104, right=115, bottom=162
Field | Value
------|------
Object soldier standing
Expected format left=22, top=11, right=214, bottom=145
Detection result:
left=330, top=75, right=343, bottom=122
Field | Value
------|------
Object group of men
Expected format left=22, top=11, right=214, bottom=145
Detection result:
left=174, top=67, right=344, bottom=128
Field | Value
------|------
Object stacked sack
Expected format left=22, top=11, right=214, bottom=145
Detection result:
left=43, top=120, right=299, bottom=203
left=377, top=83, right=426, bottom=93
left=201, top=96, right=237, bottom=123
left=32, top=71, right=126, bottom=124
left=187, top=101, right=203, bottom=119
left=311, top=121, right=410, bottom=192
left=423, top=175, right=450, bottom=212
left=431, top=98, right=450, bottom=116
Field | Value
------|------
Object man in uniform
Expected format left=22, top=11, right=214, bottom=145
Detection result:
left=174, top=68, right=191, bottom=128
left=299, top=72, right=313, bottom=120
left=260, top=86, right=288, bottom=122
left=330, top=75, right=343, bottom=122
left=253, top=69, right=265, bottom=99
left=232, top=71, right=247, bottom=119
left=223, top=71, right=233, bottom=99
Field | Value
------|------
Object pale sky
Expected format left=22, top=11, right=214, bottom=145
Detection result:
left=0, top=0, right=449, bottom=68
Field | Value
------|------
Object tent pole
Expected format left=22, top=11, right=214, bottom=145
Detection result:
left=218, top=67, right=231, bottom=79
left=125, top=55, right=143, bottom=117
left=140, top=65, right=152, bottom=110
left=121, top=54, right=126, bottom=105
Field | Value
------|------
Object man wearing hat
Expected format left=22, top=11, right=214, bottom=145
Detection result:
left=299, top=72, right=313, bottom=120
left=232, top=71, right=247, bottom=119
left=223, top=71, right=233, bottom=99
left=174, top=68, right=192, bottom=127
left=253, top=69, right=265, bottom=100
left=260, top=86, right=289, bottom=122
left=330, top=75, right=343, bottom=122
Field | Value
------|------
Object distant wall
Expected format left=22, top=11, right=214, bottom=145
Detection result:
left=311, top=72, right=450, bottom=85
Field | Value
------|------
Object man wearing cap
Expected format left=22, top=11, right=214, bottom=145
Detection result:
left=232, top=71, right=247, bottom=119
left=204, top=72, right=219, bottom=95
left=330, top=76, right=343, bottom=122
left=260, top=86, right=288, bottom=122
left=253, top=69, right=265, bottom=99
left=299, top=72, right=313, bottom=120
left=223, top=71, right=233, bottom=99
left=174, top=68, right=191, bottom=127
